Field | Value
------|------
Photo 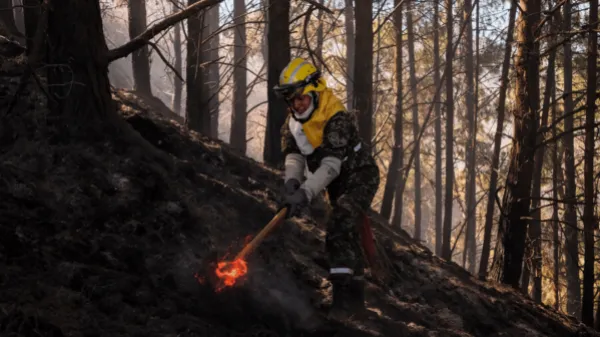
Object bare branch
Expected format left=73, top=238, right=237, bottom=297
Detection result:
left=148, top=41, right=183, bottom=82
left=107, top=0, right=223, bottom=62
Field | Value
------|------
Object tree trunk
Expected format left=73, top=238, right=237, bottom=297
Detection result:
left=406, top=1, right=421, bottom=241
left=478, top=1, right=516, bottom=280
left=263, top=0, right=290, bottom=167
left=260, top=0, right=268, bottom=64
left=171, top=3, right=183, bottom=115
left=46, top=0, right=175, bottom=173
left=381, top=0, right=403, bottom=227
left=12, top=0, right=26, bottom=35
left=353, top=0, right=373, bottom=148
left=46, top=0, right=113, bottom=122
left=344, top=0, right=354, bottom=111
left=492, top=0, right=540, bottom=288
left=207, top=4, right=220, bottom=138
left=551, top=83, right=561, bottom=311
left=315, top=0, right=324, bottom=65
left=440, top=0, right=454, bottom=262
left=433, top=0, right=442, bottom=256
left=230, top=0, right=247, bottom=154
left=527, top=6, right=559, bottom=303
left=581, top=0, right=597, bottom=325
left=23, top=0, right=39, bottom=54
left=562, top=0, right=581, bottom=318
left=128, top=0, right=152, bottom=95
left=186, top=2, right=211, bottom=136
left=462, top=0, right=476, bottom=274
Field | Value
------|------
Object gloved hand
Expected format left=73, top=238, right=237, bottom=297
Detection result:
left=282, top=187, right=309, bottom=218
left=282, top=178, right=301, bottom=195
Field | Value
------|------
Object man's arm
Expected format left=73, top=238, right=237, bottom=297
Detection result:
left=300, top=113, right=349, bottom=201
left=281, top=114, right=305, bottom=183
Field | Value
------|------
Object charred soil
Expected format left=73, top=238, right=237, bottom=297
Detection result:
left=0, top=40, right=598, bottom=337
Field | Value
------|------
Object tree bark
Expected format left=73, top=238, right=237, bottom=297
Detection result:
left=344, top=0, right=354, bottom=111
left=230, top=0, right=247, bottom=154
left=478, top=1, right=516, bottom=280
left=581, top=0, right=597, bottom=325
left=46, top=0, right=175, bottom=172
left=207, top=4, right=220, bottom=138
left=525, top=9, right=558, bottom=301
left=186, top=1, right=211, bottom=135
left=562, top=0, right=581, bottom=318
left=128, top=0, right=152, bottom=96
left=440, top=0, right=454, bottom=261
left=263, top=0, right=290, bottom=167
left=461, top=0, right=476, bottom=274
left=550, top=83, right=561, bottom=311
left=46, top=0, right=113, bottom=122
left=433, top=0, right=442, bottom=256
left=353, top=0, right=373, bottom=148
left=171, top=3, right=182, bottom=114
left=315, top=0, right=324, bottom=66
left=406, top=1, right=421, bottom=241
left=23, top=0, right=39, bottom=54
left=381, top=0, right=403, bottom=227
left=492, top=0, right=541, bottom=288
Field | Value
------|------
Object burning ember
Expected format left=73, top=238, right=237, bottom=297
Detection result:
left=215, top=258, right=248, bottom=290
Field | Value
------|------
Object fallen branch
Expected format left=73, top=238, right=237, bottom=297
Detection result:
left=107, top=0, right=223, bottom=62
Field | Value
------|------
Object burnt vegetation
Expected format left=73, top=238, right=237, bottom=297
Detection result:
left=1, top=0, right=600, bottom=336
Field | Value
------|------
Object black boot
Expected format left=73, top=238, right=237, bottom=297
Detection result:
left=327, top=274, right=365, bottom=321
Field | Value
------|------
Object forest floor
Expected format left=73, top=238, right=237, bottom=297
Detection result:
left=1, top=37, right=598, bottom=337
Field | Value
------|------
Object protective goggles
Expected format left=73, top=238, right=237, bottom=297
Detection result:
left=273, top=70, right=322, bottom=101
left=273, top=82, right=307, bottom=101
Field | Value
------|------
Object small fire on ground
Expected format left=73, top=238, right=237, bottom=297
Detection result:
left=214, top=258, right=248, bottom=291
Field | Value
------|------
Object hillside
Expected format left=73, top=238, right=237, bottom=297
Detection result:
left=1, top=39, right=598, bottom=337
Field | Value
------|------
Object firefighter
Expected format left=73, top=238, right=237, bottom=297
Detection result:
left=274, top=57, right=380, bottom=319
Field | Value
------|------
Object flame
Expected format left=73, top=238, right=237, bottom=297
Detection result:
left=215, top=258, right=248, bottom=290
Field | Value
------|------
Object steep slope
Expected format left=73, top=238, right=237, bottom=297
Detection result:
left=0, top=40, right=598, bottom=337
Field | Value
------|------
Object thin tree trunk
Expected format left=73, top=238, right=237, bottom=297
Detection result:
left=492, top=0, right=540, bottom=288
left=230, top=0, right=247, bottom=153
left=433, top=0, right=442, bottom=256
left=551, top=85, right=560, bottom=311
left=208, top=4, right=220, bottom=138
left=261, top=0, right=268, bottom=64
left=23, top=0, right=39, bottom=54
left=344, top=0, right=355, bottom=111
left=315, top=0, right=324, bottom=65
left=263, top=0, right=290, bottom=166
left=353, top=0, right=373, bottom=147
left=406, top=0, right=421, bottom=241
left=382, top=0, right=403, bottom=227
left=478, top=1, right=516, bottom=280
left=580, top=0, right=597, bottom=325
left=562, top=0, right=581, bottom=318
left=171, top=3, right=182, bottom=114
left=462, top=0, right=476, bottom=274
left=528, top=10, right=558, bottom=301
left=128, top=0, right=152, bottom=95
left=186, top=0, right=210, bottom=135
left=440, top=0, right=454, bottom=261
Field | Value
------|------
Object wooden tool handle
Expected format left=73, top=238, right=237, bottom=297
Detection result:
left=234, top=207, right=288, bottom=260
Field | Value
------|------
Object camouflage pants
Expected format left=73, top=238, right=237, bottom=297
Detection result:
left=325, top=164, right=380, bottom=277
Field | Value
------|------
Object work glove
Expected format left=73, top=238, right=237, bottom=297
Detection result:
left=282, top=178, right=301, bottom=196
left=282, top=187, right=309, bottom=218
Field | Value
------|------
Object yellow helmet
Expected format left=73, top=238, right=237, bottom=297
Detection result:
left=273, top=57, right=326, bottom=101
